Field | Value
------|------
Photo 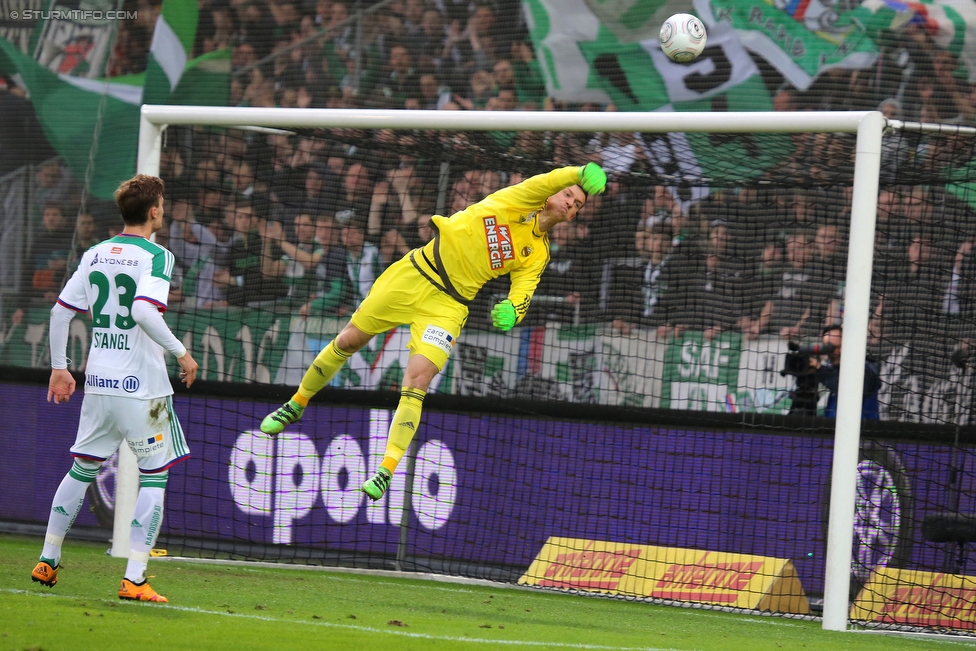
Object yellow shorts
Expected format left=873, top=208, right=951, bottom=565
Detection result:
left=350, top=255, right=468, bottom=370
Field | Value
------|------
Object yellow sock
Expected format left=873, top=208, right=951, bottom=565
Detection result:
left=380, top=388, right=426, bottom=474
left=293, top=341, right=351, bottom=407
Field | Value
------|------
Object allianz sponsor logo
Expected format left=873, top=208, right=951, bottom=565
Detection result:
left=91, top=252, right=138, bottom=267
left=229, top=409, right=457, bottom=545
left=87, top=373, right=119, bottom=389
left=86, top=374, right=140, bottom=392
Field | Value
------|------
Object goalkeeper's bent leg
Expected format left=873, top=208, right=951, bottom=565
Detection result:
left=381, top=388, right=426, bottom=473
left=362, top=388, right=426, bottom=501
left=293, top=340, right=351, bottom=407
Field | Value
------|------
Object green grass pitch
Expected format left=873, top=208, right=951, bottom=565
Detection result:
left=1, top=534, right=974, bottom=651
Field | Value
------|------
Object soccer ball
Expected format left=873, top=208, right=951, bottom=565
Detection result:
left=659, top=14, right=707, bottom=63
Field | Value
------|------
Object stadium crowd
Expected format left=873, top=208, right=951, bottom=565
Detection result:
left=4, top=0, right=976, bottom=354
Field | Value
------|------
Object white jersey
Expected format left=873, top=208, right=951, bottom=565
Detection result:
left=57, top=234, right=177, bottom=400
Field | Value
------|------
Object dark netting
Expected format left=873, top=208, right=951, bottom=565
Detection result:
left=851, top=125, right=976, bottom=632
left=31, top=120, right=923, bottom=627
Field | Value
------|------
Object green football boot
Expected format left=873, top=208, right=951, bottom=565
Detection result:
left=362, top=467, right=393, bottom=501
left=260, top=399, right=305, bottom=436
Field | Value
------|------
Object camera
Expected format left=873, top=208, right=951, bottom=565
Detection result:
left=781, top=341, right=836, bottom=415
left=780, top=341, right=836, bottom=378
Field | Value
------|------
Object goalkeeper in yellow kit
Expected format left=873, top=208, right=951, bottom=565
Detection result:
left=260, top=163, right=607, bottom=500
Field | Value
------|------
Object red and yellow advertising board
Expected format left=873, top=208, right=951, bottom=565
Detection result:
left=852, top=567, right=976, bottom=629
left=519, top=537, right=809, bottom=614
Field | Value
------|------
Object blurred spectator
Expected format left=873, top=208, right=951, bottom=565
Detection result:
left=368, top=164, right=420, bottom=245
left=33, top=161, right=76, bottom=221
left=108, top=23, right=150, bottom=76
left=73, top=212, right=101, bottom=252
left=509, top=40, right=546, bottom=104
left=338, top=218, right=382, bottom=314
left=812, top=223, right=846, bottom=297
left=301, top=215, right=348, bottom=317
left=29, top=203, right=73, bottom=302
left=768, top=230, right=831, bottom=340
left=663, top=208, right=705, bottom=333
left=411, top=212, right=435, bottom=248
left=453, top=68, right=495, bottom=109
left=411, top=9, right=447, bottom=70
left=687, top=220, right=744, bottom=339
left=150, top=212, right=184, bottom=307
left=606, top=222, right=675, bottom=338
left=0, top=80, right=56, bottom=175
left=588, top=178, right=643, bottom=257
left=529, top=221, right=597, bottom=325
left=63, top=211, right=102, bottom=278
left=740, top=240, right=783, bottom=340
left=417, top=71, right=451, bottom=109
left=401, top=0, right=425, bottom=37
left=294, top=164, right=341, bottom=224
left=441, top=4, right=499, bottom=73
left=264, top=214, right=319, bottom=309
left=875, top=234, right=950, bottom=342
left=377, top=43, right=421, bottom=106
left=588, top=131, right=648, bottom=177
left=214, top=203, right=288, bottom=307
left=168, top=198, right=225, bottom=309
left=379, top=228, right=411, bottom=269
left=334, top=161, right=374, bottom=228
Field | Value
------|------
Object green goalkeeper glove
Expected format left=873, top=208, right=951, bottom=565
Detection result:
left=579, top=162, right=607, bottom=196
left=491, top=299, right=517, bottom=332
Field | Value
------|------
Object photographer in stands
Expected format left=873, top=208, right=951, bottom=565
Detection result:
left=812, top=325, right=881, bottom=419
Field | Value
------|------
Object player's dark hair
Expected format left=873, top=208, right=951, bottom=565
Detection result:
left=822, top=324, right=842, bottom=336
left=114, top=175, right=165, bottom=226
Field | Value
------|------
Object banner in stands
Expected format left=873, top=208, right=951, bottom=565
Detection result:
left=31, top=0, right=117, bottom=78
left=3, top=307, right=973, bottom=422
left=2, top=383, right=970, bottom=598
left=0, top=0, right=44, bottom=53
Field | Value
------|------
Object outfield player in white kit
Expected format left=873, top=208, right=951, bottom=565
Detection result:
left=31, top=175, right=198, bottom=603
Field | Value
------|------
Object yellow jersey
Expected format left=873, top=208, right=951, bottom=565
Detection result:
left=410, top=166, right=582, bottom=324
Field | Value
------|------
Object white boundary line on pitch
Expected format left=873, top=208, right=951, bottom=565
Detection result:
left=851, top=629, right=976, bottom=646
left=152, top=556, right=813, bottom=627
left=0, top=588, right=688, bottom=651
left=154, top=554, right=532, bottom=590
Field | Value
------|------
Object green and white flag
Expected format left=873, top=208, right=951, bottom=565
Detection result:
left=577, top=21, right=762, bottom=111
left=850, top=0, right=976, bottom=82
left=522, top=1, right=794, bottom=180
left=143, top=0, right=219, bottom=104
left=0, top=37, right=140, bottom=198
left=0, top=0, right=229, bottom=199
left=694, top=0, right=976, bottom=90
left=693, top=0, right=878, bottom=90
left=577, top=23, right=790, bottom=180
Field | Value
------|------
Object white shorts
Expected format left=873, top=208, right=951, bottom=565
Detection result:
left=71, top=393, right=190, bottom=473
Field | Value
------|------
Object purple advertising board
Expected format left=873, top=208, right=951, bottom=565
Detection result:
left=3, top=382, right=972, bottom=598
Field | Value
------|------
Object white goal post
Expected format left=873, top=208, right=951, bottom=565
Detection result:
left=125, top=106, right=886, bottom=631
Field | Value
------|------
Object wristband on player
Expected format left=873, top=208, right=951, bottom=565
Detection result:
left=491, top=299, right=517, bottom=332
